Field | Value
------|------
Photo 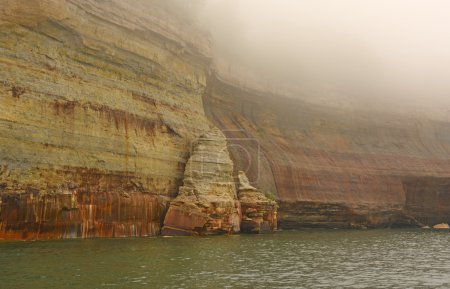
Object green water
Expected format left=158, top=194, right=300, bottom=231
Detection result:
left=1, top=229, right=450, bottom=289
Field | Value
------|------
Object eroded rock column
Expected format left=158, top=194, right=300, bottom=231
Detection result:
left=161, top=128, right=241, bottom=236
left=238, top=171, right=278, bottom=233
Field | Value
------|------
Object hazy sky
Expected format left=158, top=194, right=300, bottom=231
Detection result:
left=196, top=0, right=450, bottom=117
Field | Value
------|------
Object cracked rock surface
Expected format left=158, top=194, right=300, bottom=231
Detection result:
left=162, top=128, right=241, bottom=236
left=238, top=171, right=278, bottom=233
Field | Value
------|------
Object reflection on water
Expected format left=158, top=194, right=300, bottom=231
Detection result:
left=1, top=229, right=450, bottom=288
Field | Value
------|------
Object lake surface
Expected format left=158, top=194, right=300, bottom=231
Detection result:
left=1, top=229, right=450, bottom=289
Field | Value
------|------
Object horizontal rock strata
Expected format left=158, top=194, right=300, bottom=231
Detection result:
left=0, top=0, right=211, bottom=239
left=0, top=191, right=169, bottom=240
left=238, top=171, right=277, bottom=233
left=204, top=75, right=450, bottom=228
left=403, top=177, right=450, bottom=226
left=2, top=1, right=450, bottom=239
left=162, top=128, right=241, bottom=236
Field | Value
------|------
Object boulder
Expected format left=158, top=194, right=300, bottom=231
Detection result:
left=433, top=223, right=450, bottom=229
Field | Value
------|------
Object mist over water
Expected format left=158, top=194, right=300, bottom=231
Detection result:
left=192, top=0, right=450, bottom=118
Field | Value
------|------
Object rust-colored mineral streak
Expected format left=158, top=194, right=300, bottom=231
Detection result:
left=0, top=191, right=169, bottom=240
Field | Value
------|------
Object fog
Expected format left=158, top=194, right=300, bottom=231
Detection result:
left=189, top=0, right=450, bottom=118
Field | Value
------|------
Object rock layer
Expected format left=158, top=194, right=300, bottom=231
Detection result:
left=403, top=177, right=450, bottom=226
left=204, top=75, right=450, bottom=228
left=2, top=1, right=450, bottom=239
left=161, top=128, right=241, bottom=236
left=0, top=191, right=169, bottom=240
left=238, top=171, right=277, bottom=233
left=0, top=1, right=211, bottom=239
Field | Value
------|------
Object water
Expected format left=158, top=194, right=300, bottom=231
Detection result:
left=1, top=229, right=450, bottom=289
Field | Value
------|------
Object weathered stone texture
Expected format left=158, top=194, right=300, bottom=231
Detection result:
left=2, top=0, right=450, bottom=239
left=0, top=0, right=211, bottom=239
left=0, top=191, right=169, bottom=240
left=238, top=171, right=277, bottom=233
left=162, top=128, right=241, bottom=236
left=204, top=75, right=450, bottom=228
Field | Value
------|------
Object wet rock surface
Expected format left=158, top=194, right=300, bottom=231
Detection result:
left=0, top=1, right=210, bottom=239
left=237, top=171, right=277, bottom=233
left=0, top=191, right=169, bottom=240
left=161, top=128, right=241, bottom=236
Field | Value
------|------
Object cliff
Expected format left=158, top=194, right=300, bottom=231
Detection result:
left=204, top=75, right=450, bottom=228
left=0, top=0, right=211, bottom=239
left=1, top=1, right=450, bottom=239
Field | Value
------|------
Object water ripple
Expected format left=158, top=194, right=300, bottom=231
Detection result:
left=1, top=230, right=450, bottom=288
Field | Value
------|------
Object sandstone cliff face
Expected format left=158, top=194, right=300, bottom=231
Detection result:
left=238, top=171, right=277, bottom=233
left=2, top=1, right=450, bottom=239
left=204, top=75, right=450, bottom=228
left=0, top=0, right=211, bottom=239
left=162, top=128, right=241, bottom=236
